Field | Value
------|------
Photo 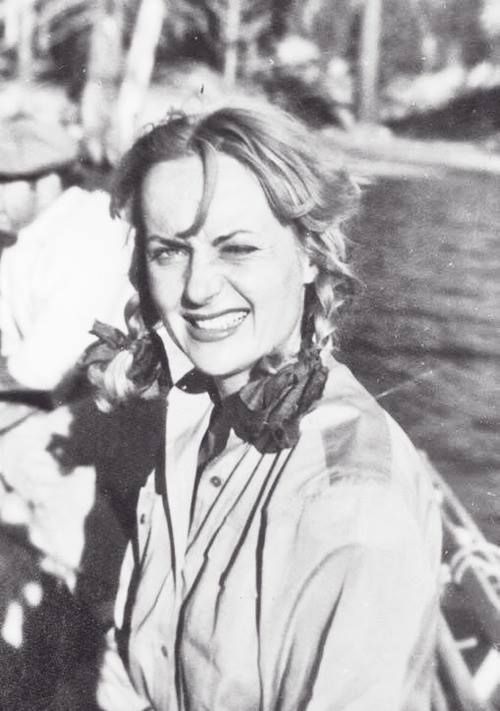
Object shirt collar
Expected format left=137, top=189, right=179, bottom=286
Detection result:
left=155, top=325, right=221, bottom=402
left=156, top=326, right=196, bottom=386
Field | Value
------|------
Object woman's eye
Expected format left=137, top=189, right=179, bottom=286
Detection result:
left=221, top=244, right=258, bottom=256
left=148, top=244, right=189, bottom=263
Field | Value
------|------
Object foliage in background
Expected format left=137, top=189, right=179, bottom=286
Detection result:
left=0, top=0, right=495, bottom=83
left=0, top=0, right=499, bottom=143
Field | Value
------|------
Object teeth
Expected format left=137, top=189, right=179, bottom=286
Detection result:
left=191, top=312, right=247, bottom=331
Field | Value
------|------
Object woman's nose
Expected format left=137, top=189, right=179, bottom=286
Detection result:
left=183, top=252, right=223, bottom=306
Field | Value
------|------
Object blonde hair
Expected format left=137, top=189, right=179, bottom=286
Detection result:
left=90, top=100, right=359, bottom=409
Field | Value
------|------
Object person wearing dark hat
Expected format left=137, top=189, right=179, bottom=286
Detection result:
left=0, top=114, right=135, bottom=662
left=0, top=113, right=133, bottom=400
left=0, top=113, right=80, bottom=674
left=0, top=113, right=80, bottom=401
left=0, top=113, right=79, bottom=246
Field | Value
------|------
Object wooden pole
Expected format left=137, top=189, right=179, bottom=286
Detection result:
left=80, top=3, right=124, bottom=165
left=431, top=675, right=450, bottom=711
left=111, top=0, right=167, bottom=160
left=432, top=461, right=500, bottom=648
left=437, top=614, right=493, bottom=711
left=17, top=0, right=37, bottom=83
left=357, top=0, right=382, bottom=124
left=223, top=0, right=242, bottom=87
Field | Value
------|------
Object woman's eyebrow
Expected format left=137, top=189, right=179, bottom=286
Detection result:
left=146, top=233, right=186, bottom=243
left=146, top=230, right=254, bottom=244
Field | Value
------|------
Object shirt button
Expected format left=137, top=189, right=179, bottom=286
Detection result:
left=139, top=513, right=146, bottom=524
left=209, top=475, right=222, bottom=488
left=160, top=644, right=168, bottom=658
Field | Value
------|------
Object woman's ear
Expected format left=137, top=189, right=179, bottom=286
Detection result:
left=299, top=232, right=319, bottom=285
left=301, top=253, right=318, bottom=285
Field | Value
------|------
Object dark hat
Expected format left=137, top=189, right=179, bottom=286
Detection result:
left=0, top=114, right=79, bottom=180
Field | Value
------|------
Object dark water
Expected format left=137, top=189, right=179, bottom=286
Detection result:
left=340, top=169, right=500, bottom=544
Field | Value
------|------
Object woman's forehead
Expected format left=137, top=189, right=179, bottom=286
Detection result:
left=141, top=154, right=270, bottom=236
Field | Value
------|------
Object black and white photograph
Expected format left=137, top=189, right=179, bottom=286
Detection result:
left=0, top=1, right=498, bottom=709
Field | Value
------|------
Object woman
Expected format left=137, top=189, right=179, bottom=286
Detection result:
left=89, top=101, right=442, bottom=711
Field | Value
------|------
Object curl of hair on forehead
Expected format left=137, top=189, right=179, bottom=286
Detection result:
left=177, top=138, right=219, bottom=237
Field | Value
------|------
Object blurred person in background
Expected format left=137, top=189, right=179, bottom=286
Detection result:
left=0, top=114, right=133, bottom=398
left=87, top=101, right=442, bottom=711
left=0, top=114, right=136, bottom=700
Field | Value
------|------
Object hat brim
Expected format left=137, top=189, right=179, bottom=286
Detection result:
left=0, top=116, right=79, bottom=180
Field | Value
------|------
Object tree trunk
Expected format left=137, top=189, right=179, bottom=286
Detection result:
left=80, top=3, right=124, bottom=165
left=357, top=0, right=382, bottom=124
left=17, top=0, right=37, bottom=82
left=110, top=0, right=167, bottom=162
left=223, top=0, right=242, bottom=87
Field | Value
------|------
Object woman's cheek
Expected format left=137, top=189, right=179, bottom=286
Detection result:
left=148, top=269, right=181, bottom=315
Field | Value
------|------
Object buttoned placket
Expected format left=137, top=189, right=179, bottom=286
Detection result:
left=163, top=385, right=212, bottom=585
left=186, top=400, right=233, bottom=537
left=188, top=449, right=228, bottom=537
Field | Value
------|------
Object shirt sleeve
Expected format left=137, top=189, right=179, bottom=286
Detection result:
left=257, top=479, right=441, bottom=711
left=97, top=629, right=153, bottom=711
left=5, top=263, right=130, bottom=389
left=1, top=188, right=133, bottom=390
left=96, top=544, right=153, bottom=711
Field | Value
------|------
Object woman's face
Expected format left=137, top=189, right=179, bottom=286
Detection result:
left=142, top=154, right=317, bottom=396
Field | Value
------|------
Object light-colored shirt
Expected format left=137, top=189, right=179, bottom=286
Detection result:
left=97, top=356, right=442, bottom=711
left=0, top=403, right=96, bottom=589
left=0, top=186, right=135, bottom=596
left=0, top=186, right=134, bottom=389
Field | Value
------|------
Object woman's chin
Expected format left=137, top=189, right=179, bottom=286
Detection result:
left=192, top=359, right=251, bottom=380
left=185, top=352, right=254, bottom=395
left=182, top=335, right=254, bottom=376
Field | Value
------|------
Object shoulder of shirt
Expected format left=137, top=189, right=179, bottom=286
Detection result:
left=269, top=359, right=440, bottom=552
left=285, top=356, right=435, bottom=507
left=17, top=187, right=130, bottom=246
left=298, top=355, right=392, bottom=481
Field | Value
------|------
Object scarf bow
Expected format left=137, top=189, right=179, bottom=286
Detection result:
left=81, top=320, right=164, bottom=389
left=220, top=348, right=328, bottom=454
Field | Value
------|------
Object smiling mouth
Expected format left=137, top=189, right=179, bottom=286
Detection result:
left=185, top=310, right=248, bottom=333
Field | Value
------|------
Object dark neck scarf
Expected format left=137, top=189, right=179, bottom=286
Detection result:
left=179, top=347, right=328, bottom=458
left=82, top=321, right=329, bottom=457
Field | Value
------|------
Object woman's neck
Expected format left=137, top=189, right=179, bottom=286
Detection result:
left=213, top=348, right=305, bottom=400
left=213, top=369, right=250, bottom=399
